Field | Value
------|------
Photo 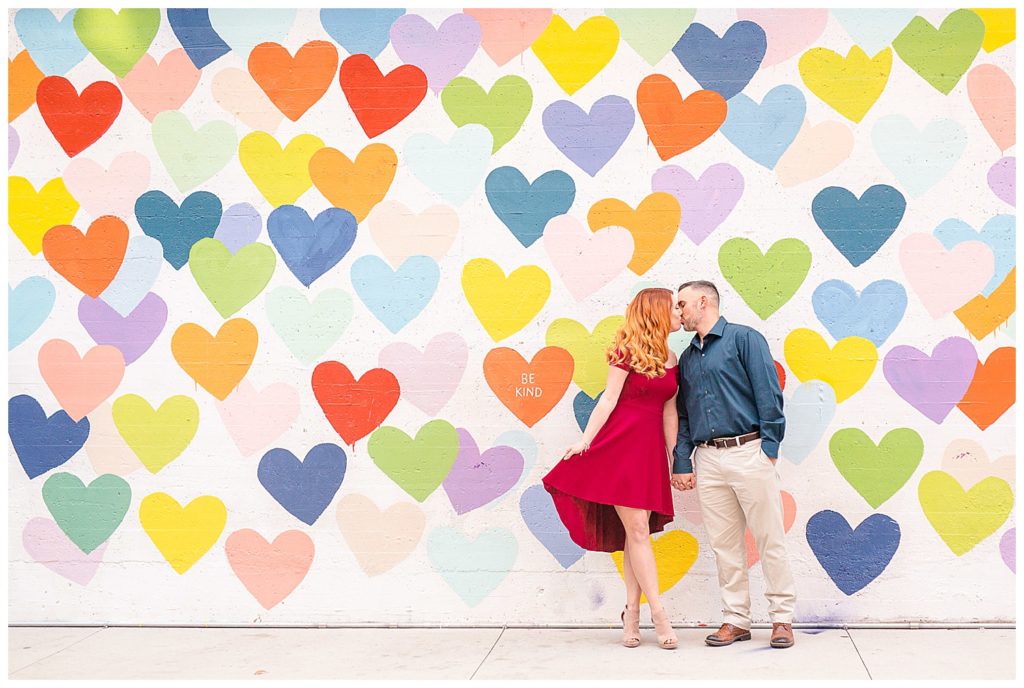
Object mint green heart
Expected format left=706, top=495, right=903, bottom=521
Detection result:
left=190, top=239, right=276, bottom=318
left=369, top=420, right=459, bottom=502
left=892, top=10, right=984, bottom=95
left=718, top=238, right=811, bottom=319
left=441, top=76, right=532, bottom=153
left=73, top=8, right=160, bottom=77
left=42, top=473, right=131, bottom=554
left=426, top=526, right=518, bottom=607
left=265, top=286, right=352, bottom=364
left=605, top=9, right=696, bottom=65
left=830, top=428, right=923, bottom=509
left=152, top=111, right=237, bottom=193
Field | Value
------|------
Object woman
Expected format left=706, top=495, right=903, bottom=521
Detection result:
left=542, top=288, right=683, bottom=650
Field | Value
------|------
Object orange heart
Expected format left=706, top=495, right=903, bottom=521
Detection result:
left=308, top=143, right=397, bottom=222
left=41, top=216, right=128, bottom=297
left=745, top=490, right=796, bottom=567
left=171, top=319, right=258, bottom=400
left=483, top=346, right=574, bottom=427
left=9, top=50, right=44, bottom=122
left=248, top=41, right=339, bottom=121
left=637, top=75, right=727, bottom=160
left=955, top=268, right=1015, bottom=339
left=588, top=192, right=680, bottom=275
left=957, top=347, right=1015, bottom=431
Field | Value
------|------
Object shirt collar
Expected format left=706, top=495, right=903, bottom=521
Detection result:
left=690, top=316, right=728, bottom=350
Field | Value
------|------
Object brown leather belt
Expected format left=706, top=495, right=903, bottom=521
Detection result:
left=697, top=431, right=760, bottom=449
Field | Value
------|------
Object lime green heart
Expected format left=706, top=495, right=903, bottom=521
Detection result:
left=368, top=420, right=459, bottom=502
left=546, top=315, right=625, bottom=398
left=918, top=471, right=1014, bottom=556
left=73, top=8, right=161, bottom=78
left=266, top=286, right=353, bottom=365
left=112, top=394, right=200, bottom=474
left=189, top=239, right=276, bottom=318
left=604, top=9, right=696, bottom=65
left=441, top=76, right=532, bottom=152
left=892, top=10, right=984, bottom=94
left=152, top=111, right=238, bottom=193
left=42, top=473, right=131, bottom=554
left=718, top=238, right=811, bottom=320
left=830, top=428, right=923, bottom=508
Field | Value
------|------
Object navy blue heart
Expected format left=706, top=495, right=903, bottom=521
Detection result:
left=9, top=395, right=90, bottom=479
left=806, top=510, right=901, bottom=595
left=572, top=390, right=603, bottom=432
left=167, top=9, right=231, bottom=69
left=485, top=167, right=575, bottom=248
left=135, top=190, right=222, bottom=270
left=812, top=279, right=907, bottom=347
left=258, top=443, right=347, bottom=525
left=267, top=206, right=358, bottom=287
left=812, top=185, right=906, bottom=267
left=672, top=21, right=766, bottom=100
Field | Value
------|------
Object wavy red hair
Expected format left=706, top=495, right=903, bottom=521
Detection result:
left=607, top=288, right=673, bottom=378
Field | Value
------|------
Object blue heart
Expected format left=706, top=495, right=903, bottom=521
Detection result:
left=572, top=390, right=603, bottom=432
left=351, top=255, right=440, bottom=333
left=267, top=206, right=357, bottom=287
left=485, top=167, right=575, bottom=248
left=933, top=215, right=1016, bottom=296
left=542, top=96, right=635, bottom=176
left=9, top=277, right=55, bottom=350
left=320, top=8, right=405, bottom=58
left=720, top=84, right=805, bottom=169
left=9, top=395, right=90, bottom=480
left=806, top=510, right=901, bottom=595
left=14, top=9, right=88, bottom=75
left=812, top=185, right=906, bottom=267
left=672, top=21, right=766, bottom=100
left=258, top=443, right=347, bottom=525
left=167, top=9, right=231, bottom=69
left=812, top=279, right=907, bottom=347
left=519, top=484, right=585, bottom=569
left=778, top=381, right=836, bottom=465
left=135, top=190, right=222, bottom=270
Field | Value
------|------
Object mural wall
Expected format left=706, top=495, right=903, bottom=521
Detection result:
left=8, top=7, right=1016, bottom=624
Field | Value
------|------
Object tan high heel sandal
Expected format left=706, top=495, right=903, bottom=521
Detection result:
left=651, top=607, right=678, bottom=650
left=620, top=606, right=641, bottom=648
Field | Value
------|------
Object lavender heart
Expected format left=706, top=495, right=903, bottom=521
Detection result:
left=442, top=428, right=524, bottom=514
left=882, top=337, right=977, bottom=424
left=390, top=13, right=481, bottom=92
left=988, top=157, right=1015, bottom=207
left=652, top=163, right=744, bottom=245
left=1000, top=528, right=1015, bottom=573
left=22, top=517, right=107, bottom=586
left=9, top=126, right=18, bottom=169
left=519, top=484, right=585, bottom=568
left=214, top=202, right=262, bottom=254
left=542, top=95, right=635, bottom=176
left=78, top=293, right=168, bottom=364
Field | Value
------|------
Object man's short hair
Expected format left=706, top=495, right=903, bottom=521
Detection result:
left=677, top=280, right=720, bottom=307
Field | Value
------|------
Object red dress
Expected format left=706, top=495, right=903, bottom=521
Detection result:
left=542, top=360, right=677, bottom=552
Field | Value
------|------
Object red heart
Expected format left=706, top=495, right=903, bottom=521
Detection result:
left=338, top=54, right=427, bottom=138
left=42, top=216, right=129, bottom=297
left=312, top=361, right=400, bottom=445
left=36, top=76, right=122, bottom=157
left=774, top=360, right=786, bottom=391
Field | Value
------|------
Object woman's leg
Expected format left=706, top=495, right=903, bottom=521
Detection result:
left=622, top=538, right=642, bottom=610
left=616, top=505, right=677, bottom=648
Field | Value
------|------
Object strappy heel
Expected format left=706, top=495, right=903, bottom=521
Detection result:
left=620, top=606, right=641, bottom=648
left=651, top=607, right=678, bottom=650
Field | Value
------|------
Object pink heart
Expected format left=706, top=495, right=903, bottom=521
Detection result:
left=746, top=491, right=797, bottom=567
left=651, top=163, right=744, bottom=245
left=737, top=9, right=828, bottom=67
left=899, top=234, right=995, bottom=318
left=967, top=64, right=1015, bottom=152
left=542, top=215, right=634, bottom=301
left=215, top=379, right=299, bottom=457
left=674, top=487, right=703, bottom=525
left=117, top=48, right=201, bottom=121
left=23, top=517, right=107, bottom=585
left=63, top=152, right=151, bottom=221
left=378, top=332, right=468, bottom=415
left=211, top=67, right=284, bottom=132
left=776, top=119, right=854, bottom=187
left=464, top=8, right=553, bottom=66
left=38, top=340, right=125, bottom=422
left=225, top=529, right=314, bottom=609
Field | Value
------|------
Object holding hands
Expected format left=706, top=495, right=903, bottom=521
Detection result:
left=671, top=473, right=695, bottom=491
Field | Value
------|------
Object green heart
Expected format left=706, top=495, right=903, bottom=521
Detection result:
left=368, top=420, right=459, bottom=502
left=918, top=471, right=1014, bottom=556
left=190, top=239, right=276, bottom=318
left=718, top=238, right=811, bottom=320
left=441, top=76, right=532, bottom=152
left=152, top=111, right=237, bottom=193
left=546, top=315, right=625, bottom=398
left=73, top=8, right=160, bottom=77
left=829, top=428, right=923, bottom=508
left=892, top=10, right=984, bottom=95
left=42, top=473, right=131, bottom=554
left=604, top=9, right=696, bottom=65
left=112, top=394, right=200, bottom=474
left=265, top=286, right=352, bottom=364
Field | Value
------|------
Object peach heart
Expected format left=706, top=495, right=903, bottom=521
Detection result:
left=367, top=200, right=459, bottom=268
left=117, top=48, right=201, bottom=121
left=336, top=494, right=426, bottom=576
left=776, top=119, right=854, bottom=187
left=463, top=9, right=554, bottom=66
left=63, top=152, right=151, bottom=218
left=225, top=529, right=314, bottom=609
left=941, top=438, right=1015, bottom=489
left=38, top=339, right=125, bottom=421
left=211, top=67, right=284, bottom=132
left=84, top=402, right=143, bottom=475
left=746, top=490, right=797, bottom=567
left=967, top=64, right=1015, bottom=152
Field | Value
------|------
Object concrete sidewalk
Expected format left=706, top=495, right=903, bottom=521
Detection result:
left=7, top=626, right=1016, bottom=680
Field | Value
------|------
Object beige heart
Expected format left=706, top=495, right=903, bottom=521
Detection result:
left=336, top=494, right=425, bottom=576
left=776, top=118, right=854, bottom=187
left=941, top=438, right=1015, bottom=489
left=84, top=403, right=144, bottom=476
left=368, top=200, right=459, bottom=268
left=211, top=67, right=284, bottom=132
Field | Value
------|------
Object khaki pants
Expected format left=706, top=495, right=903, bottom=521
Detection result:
left=695, top=438, right=796, bottom=629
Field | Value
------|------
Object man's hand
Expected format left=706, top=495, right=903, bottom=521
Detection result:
left=671, top=473, right=695, bottom=491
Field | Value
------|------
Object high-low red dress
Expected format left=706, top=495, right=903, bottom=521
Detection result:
left=542, top=358, right=677, bottom=553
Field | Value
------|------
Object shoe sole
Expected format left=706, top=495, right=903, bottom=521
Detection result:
left=770, top=641, right=793, bottom=649
left=705, top=634, right=752, bottom=646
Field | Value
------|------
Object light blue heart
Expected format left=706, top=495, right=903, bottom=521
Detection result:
left=832, top=9, right=917, bottom=57
left=99, top=236, right=163, bottom=316
left=872, top=115, right=967, bottom=197
left=933, top=215, right=1015, bottom=296
left=812, top=279, right=907, bottom=347
left=779, top=381, right=836, bottom=465
left=15, top=9, right=88, bottom=75
left=265, top=286, right=352, bottom=364
left=351, top=255, right=439, bottom=333
left=495, top=429, right=538, bottom=498
left=404, top=124, right=493, bottom=205
left=720, top=84, right=805, bottom=169
left=9, top=277, right=55, bottom=350
left=208, top=8, right=296, bottom=54
left=426, top=526, right=518, bottom=607
left=319, top=8, right=405, bottom=58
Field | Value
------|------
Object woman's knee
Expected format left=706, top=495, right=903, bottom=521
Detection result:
left=624, top=521, right=650, bottom=543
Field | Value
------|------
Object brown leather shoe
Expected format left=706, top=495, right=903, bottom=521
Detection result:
left=705, top=622, right=752, bottom=646
left=770, top=622, right=794, bottom=648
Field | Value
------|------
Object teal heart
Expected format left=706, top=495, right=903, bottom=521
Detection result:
left=189, top=238, right=276, bottom=318
left=152, top=111, right=237, bottom=193
left=892, top=10, right=984, bottom=94
left=441, top=76, right=532, bottom=152
left=426, top=526, right=518, bottom=606
left=871, top=115, right=967, bottom=197
left=605, top=9, right=696, bottom=65
left=718, top=238, right=812, bottom=319
left=832, top=9, right=917, bottom=57
left=73, top=8, right=160, bottom=77
left=266, top=286, right=352, bottom=364
left=830, top=428, right=924, bottom=509
left=41, top=472, right=131, bottom=554
left=404, top=124, right=493, bottom=205
left=9, top=277, right=55, bottom=350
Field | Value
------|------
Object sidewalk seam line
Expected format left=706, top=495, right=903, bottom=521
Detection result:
left=470, top=625, right=506, bottom=680
left=9, top=626, right=108, bottom=677
left=845, top=627, right=873, bottom=680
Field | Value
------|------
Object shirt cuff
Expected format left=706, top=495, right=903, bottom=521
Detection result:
left=761, top=441, right=780, bottom=458
left=672, top=449, right=694, bottom=474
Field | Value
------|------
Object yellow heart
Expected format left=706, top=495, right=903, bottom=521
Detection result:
left=531, top=15, right=619, bottom=95
left=239, top=132, right=324, bottom=207
left=918, top=471, right=1014, bottom=556
left=784, top=328, right=877, bottom=403
left=798, top=46, right=891, bottom=123
left=971, top=8, right=1015, bottom=52
left=611, top=530, right=698, bottom=603
left=112, top=394, right=200, bottom=474
left=308, top=143, right=397, bottom=222
left=8, top=176, right=79, bottom=255
left=545, top=316, right=624, bottom=398
left=588, top=192, right=680, bottom=275
left=462, top=258, right=550, bottom=342
left=139, top=492, right=227, bottom=574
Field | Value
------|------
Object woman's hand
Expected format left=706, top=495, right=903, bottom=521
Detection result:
left=561, top=439, right=589, bottom=461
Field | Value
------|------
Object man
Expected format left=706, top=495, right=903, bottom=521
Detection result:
left=670, top=280, right=796, bottom=649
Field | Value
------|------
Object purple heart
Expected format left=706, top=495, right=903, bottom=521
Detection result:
left=1000, top=528, right=1015, bottom=573
left=519, top=484, right=585, bottom=568
left=543, top=95, right=635, bottom=176
left=882, top=337, right=977, bottom=424
left=214, top=203, right=262, bottom=254
left=652, top=163, right=744, bottom=245
left=23, top=517, right=107, bottom=586
left=988, top=157, right=1015, bottom=207
left=78, top=293, right=168, bottom=365
left=390, top=13, right=481, bottom=93
left=442, top=428, right=524, bottom=514
left=9, top=126, right=18, bottom=169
